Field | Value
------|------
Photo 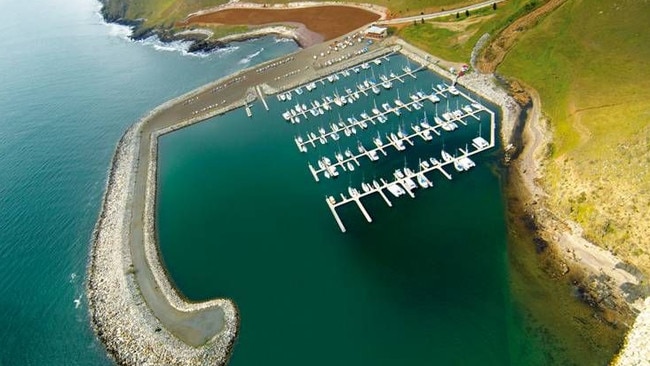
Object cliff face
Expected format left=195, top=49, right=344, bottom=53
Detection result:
left=97, top=0, right=226, bottom=52
left=98, top=0, right=131, bottom=24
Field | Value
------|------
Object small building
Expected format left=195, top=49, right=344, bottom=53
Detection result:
left=364, top=25, right=387, bottom=39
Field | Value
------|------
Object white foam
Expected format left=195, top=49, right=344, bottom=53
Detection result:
left=213, top=45, right=240, bottom=55
left=274, top=37, right=294, bottom=44
left=94, top=1, right=133, bottom=40
left=238, top=47, right=264, bottom=64
left=136, top=36, right=212, bottom=58
left=93, top=0, right=252, bottom=59
left=106, top=22, right=134, bottom=39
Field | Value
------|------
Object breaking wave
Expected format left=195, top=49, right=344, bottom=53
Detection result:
left=238, top=47, right=265, bottom=64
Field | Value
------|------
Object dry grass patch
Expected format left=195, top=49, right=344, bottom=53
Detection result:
left=500, top=0, right=650, bottom=274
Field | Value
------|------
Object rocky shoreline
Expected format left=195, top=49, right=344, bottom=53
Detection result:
left=100, top=1, right=386, bottom=53
left=615, top=298, right=650, bottom=365
left=397, top=37, right=650, bottom=364
left=493, top=64, right=649, bottom=365
left=85, top=24, right=650, bottom=364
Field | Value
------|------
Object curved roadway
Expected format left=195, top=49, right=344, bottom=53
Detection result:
left=378, top=0, right=505, bottom=25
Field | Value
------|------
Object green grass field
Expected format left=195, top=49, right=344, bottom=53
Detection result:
left=499, top=0, right=650, bottom=271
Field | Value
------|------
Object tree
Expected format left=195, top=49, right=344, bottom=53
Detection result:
left=456, top=12, right=459, bottom=19
left=493, top=2, right=497, bottom=10
left=465, top=9, right=470, bottom=17
left=421, top=17, right=425, bottom=24
left=414, top=19, right=418, bottom=26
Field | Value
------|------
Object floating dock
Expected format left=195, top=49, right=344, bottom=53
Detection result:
left=276, top=54, right=497, bottom=232
left=325, top=138, right=491, bottom=232
left=292, top=90, right=480, bottom=154
left=320, top=91, right=494, bottom=232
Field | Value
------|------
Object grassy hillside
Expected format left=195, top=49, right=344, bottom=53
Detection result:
left=100, top=0, right=228, bottom=28
left=397, top=0, right=534, bottom=64
left=499, top=0, right=650, bottom=273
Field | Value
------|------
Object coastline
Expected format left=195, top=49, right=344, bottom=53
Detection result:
left=514, top=84, right=643, bottom=310
left=86, top=26, right=520, bottom=363
left=86, top=11, right=648, bottom=362
left=397, top=37, right=650, bottom=363
left=108, top=1, right=387, bottom=53
left=499, top=78, right=649, bottom=363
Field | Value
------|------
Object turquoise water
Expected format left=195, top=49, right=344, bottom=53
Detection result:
left=0, top=0, right=296, bottom=364
left=156, top=59, right=533, bottom=365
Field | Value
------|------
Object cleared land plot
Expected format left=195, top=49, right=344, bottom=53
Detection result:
left=103, top=0, right=482, bottom=29
left=252, top=0, right=485, bottom=17
left=183, top=6, right=380, bottom=41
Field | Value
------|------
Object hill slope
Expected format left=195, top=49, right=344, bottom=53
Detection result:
left=499, top=0, right=650, bottom=275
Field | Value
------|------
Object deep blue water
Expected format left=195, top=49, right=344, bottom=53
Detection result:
left=0, top=0, right=296, bottom=364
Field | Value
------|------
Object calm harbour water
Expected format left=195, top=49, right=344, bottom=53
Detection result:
left=157, top=57, right=624, bottom=365
left=0, top=0, right=624, bottom=365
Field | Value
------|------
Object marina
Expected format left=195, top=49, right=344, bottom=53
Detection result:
left=274, top=53, right=497, bottom=232
left=323, top=133, right=491, bottom=232
left=150, top=35, right=627, bottom=366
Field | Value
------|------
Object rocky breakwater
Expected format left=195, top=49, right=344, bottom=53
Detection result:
left=87, top=93, right=240, bottom=364
left=615, top=298, right=650, bottom=365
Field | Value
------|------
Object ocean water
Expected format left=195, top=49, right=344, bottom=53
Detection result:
left=0, top=0, right=296, bottom=364
left=0, top=0, right=626, bottom=365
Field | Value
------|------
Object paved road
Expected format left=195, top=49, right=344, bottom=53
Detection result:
left=378, top=0, right=505, bottom=25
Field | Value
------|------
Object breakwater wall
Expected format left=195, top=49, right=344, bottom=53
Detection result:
left=614, top=300, right=650, bottom=364
left=85, top=72, right=250, bottom=364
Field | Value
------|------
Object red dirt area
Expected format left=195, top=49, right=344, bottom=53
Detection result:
left=183, top=6, right=381, bottom=41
